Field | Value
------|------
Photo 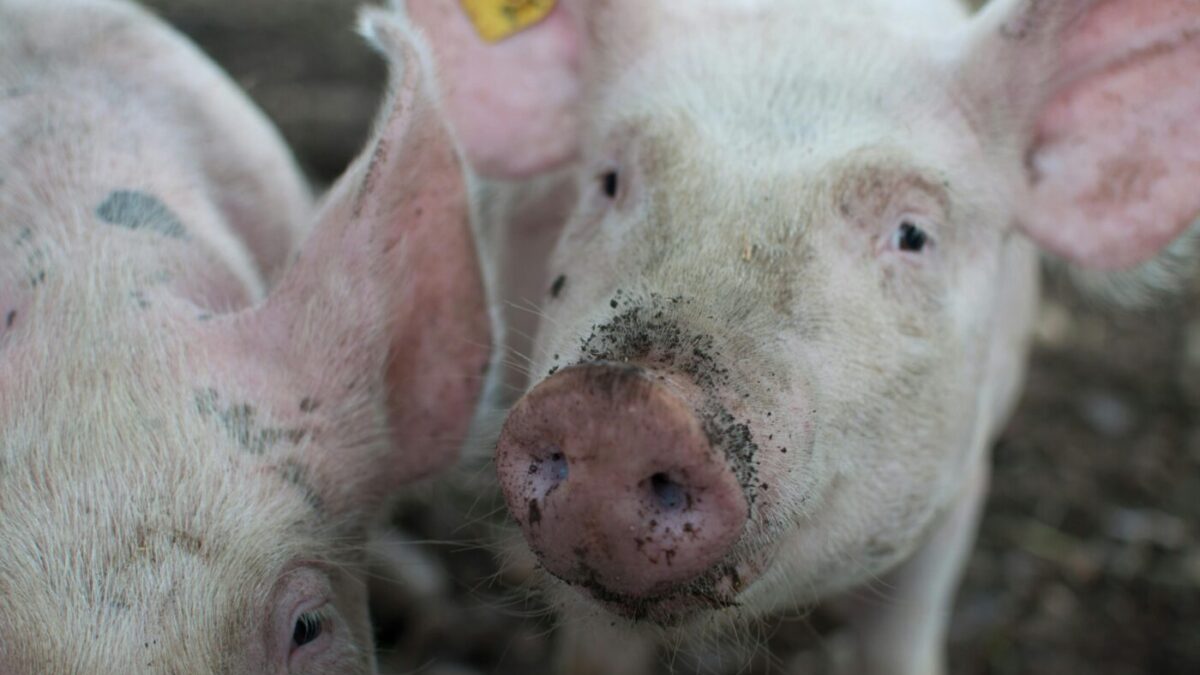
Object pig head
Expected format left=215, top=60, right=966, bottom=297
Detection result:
left=406, top=0, right=1200, bottom=671
left=0, top=1, right=489, bottom=673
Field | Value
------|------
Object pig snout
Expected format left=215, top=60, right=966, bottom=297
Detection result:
left=495, top=361, right=750, bottom=609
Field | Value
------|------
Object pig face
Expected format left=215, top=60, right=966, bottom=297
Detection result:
left=409, top=0, right=1200, bottom=632
left=0, top=4, right=489, bottom=672
left=496, top=15, right=1014, bottom=625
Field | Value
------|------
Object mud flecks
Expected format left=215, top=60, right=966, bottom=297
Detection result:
left=576, top=293, right=732, bottom=393
left=701, top=405, right=760, bottom=506
left=573, top=293, right=762, bottom=504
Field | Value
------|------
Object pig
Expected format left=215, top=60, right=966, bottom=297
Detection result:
left=398, top=0, right=1200, bottom=672
left=0, top=1, right=490, bottom=673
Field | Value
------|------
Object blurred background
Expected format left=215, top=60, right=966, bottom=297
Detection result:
left=138, top=0, right=1200, bottom=672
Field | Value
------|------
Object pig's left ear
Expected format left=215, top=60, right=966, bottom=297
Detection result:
left=959, top=0, right=1200, bottom=269
left=224, top=14, right=490, bottom=491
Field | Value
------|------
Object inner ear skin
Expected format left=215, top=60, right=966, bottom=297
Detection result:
left=972, top=0, right=1200, bottom=269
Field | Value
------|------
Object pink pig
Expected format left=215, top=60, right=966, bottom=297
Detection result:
left=0, top=1, right=489, bottom=673
left=401, top=0, right=1200, bottom=672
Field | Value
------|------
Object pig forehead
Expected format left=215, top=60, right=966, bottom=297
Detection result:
left=0, top=457, right=317, bottom=670
left=591, top=15, right=970, bottom=162
left=0, top=551, right=256, bottom=669
left=0, top=348, right=331, bottom=632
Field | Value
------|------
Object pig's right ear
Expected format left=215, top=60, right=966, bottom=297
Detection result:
left=216, top=14, right=491, bottom=499
left=957, top=0, right=1200, bottom=270
left=393, top=0, right=584, bottom=179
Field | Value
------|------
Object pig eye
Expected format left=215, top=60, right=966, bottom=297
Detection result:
left=276, top=569, right=339, bottom=669
left=892, top=221, right=931, bottom=253
left=292, top=610, right=325, bottom=648
left=600, top=170, right=619, bottom=199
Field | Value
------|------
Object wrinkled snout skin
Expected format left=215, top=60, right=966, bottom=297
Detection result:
left=416, top=0, right=1200, bottom=671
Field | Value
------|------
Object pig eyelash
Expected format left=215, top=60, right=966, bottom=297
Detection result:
left=291, top=606, right=331, bottom=652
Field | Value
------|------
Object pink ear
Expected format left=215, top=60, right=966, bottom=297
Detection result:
left=400, top=0, right=583, bottom=178
left=220, top=14, right=491, bottom=492
left=967, top=0, right=1200, bottom=269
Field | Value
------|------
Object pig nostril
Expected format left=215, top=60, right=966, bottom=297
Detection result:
left=649, top=472, right=687, bottom=511
left=547, top=452, right=568, bottom=482
left=527, top=449, right=569, bottom=499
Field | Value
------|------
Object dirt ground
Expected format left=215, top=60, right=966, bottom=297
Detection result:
left=140, top=1, right=1200, bottom=672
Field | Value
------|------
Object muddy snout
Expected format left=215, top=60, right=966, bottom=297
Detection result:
left=495, top=362, right=750, bottom=604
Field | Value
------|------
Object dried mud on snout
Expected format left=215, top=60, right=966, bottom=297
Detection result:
left=571, top=292, right=765, bottom=503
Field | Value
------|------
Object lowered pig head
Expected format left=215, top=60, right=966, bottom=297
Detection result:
left=0, top=3, right=488, bottom=673
left=411, top=0, right=1200, bottom=640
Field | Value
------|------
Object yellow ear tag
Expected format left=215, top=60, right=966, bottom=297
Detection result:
left=460, top=0, right=558, bottom=43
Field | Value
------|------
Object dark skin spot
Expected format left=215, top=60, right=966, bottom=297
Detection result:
left=130, top=524, right=208, bottom=564
left=549, top=274, right=566, bottom=298
left=15, top=233, right=49, bottom=289
left=278, top=460, right=325, bottom=513
left=129, top=290, right=150, bottom=309
left=96, top=190, right=188, bottom=239
left=169, top=529, right=204, bottom=555
left=299, top=397, right=320, bottom=414
left=4, top=310, right=14, bottom=328
left=194, top=388, right=308, bottom=455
